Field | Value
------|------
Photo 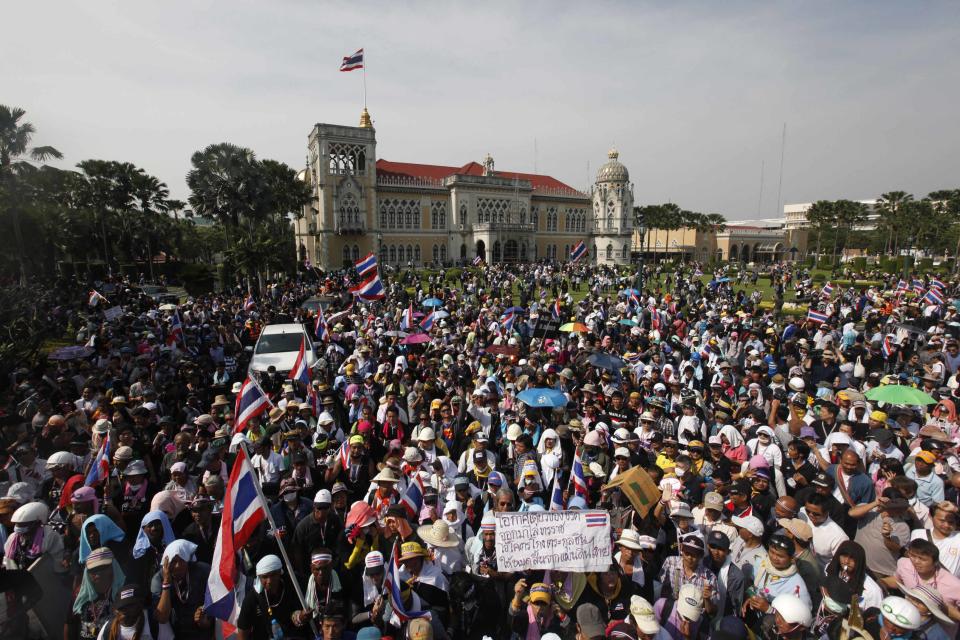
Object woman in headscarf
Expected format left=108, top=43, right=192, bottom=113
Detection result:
left=719, top=424, right=748, bottom=463
left=67, top=547, right=125, bottom=640
left=117, top=459, right=149, bottom=533
left=149, top=490, right=189, bottom=533
left=3, top=501, right=65, bottom=573
left=442, top=501, right=475, bottom=543
left=163, top=462, right=198, bottom=501
left=154, top=539, right=212, bottom=640
left=129, top=510, right=175, bottom=593
left=77, top=514, right=126, bottom=577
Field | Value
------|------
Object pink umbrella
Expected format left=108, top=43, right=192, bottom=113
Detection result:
left=401, top=334, right=431, bottom=345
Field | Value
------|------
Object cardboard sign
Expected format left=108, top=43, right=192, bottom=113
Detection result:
left=495, top=510, right=611, bottom=572
left=603, top=465, right=662, bottom=518
left=534, top=316, right=560, bottom=338
left=103, top=305, right=123, bottom=321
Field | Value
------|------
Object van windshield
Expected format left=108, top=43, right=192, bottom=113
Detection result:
left=254, top=333, right=305, bottom=354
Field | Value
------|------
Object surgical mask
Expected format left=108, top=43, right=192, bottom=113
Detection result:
left=128, top=483, right=143, bottom=491
left=13, top=525, right=30, bottom=534
left=283, top=493, right=298, bottom=504
left=823, top=595, right=847, bottom=614
left=675, top=468, right=687, bottom=479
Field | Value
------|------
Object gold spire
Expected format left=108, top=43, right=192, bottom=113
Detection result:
left=608, top=147, right=619, bottom=160
left=359, top=107, right=372, bottom=128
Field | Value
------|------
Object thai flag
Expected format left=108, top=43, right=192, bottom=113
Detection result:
left=897, top=279, right=908, bottom=293
left=924, top=288, right=945, bottom=306
left=349, top=273, right=385, bottom=301
left=203, top=447, right=268, bottom=633
left=233, top=378, right=271, bottom=435
left=570, top=453, right=589, bottom=499
left=549, top=470, right=565, bottom=511
left=420, top=311, right=436, bottom=331
left=400, top=474, right=424, bottom=519
left=472, top=255, right=483, bottom=266
left=84, top=433, right=110, bottom=486
left=807, top=308, right=829, bottom=324
left=931, top=278, right=946, bottom=291
left=314, top=308, right=329, bottom=342
left=570, top=241, right=587, bottom=263
left=401, top=302, right=415, bottom=331
left=167, top=311, right=184, bottom=346
left=629, top=292, right=641, bottom=309
left=821, top=282, right=833, bottom=299
left=551, top=300, right=562, bottom=320
left=384, top=540, right=432, bottom=623
left=326, top=303, right=354, bottom=326
left=913, top=279, right=925, bottom=293
left=585, top=512, right=608, bottom=528
left=306, top=384, right=321, bottom=417
left=501, top=311, right=516, bottom=332
left=288, top=336, right=311, bottom=386
left=243, top=294, right=255, bottom=311
left=337, top=440, right=352, bottom=471
left=882, top=335, right=895, bottom=359
left=340, top=48, right=364, bottom=72
left=355, top=252, right=378, bottom=279
left=88, top=290, right=107, bottom=307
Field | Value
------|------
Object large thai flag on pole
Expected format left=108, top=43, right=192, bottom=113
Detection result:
left=243, top=294, right=255, bottom=311
left=88, top=290, right=107, bottom=307
left=551, top=299, right=562, bottom=320
left=400, top=302, right=415, bottom=331
left=167, top=311, right=184, bottom=346
left=314, top=307, right=329, bottom=342
left=821, top=282, right=833, bottom=299
left=385, top=540, right=431, bottom=623
left=570, top=240, right=587, bottom=263
left=233, top=378, right=271, bottom=434
left=420, top=311, right=437, bottom=332
left=355, top=252, right=378, bottom=278
left=930, top=278, right=946, bottom=291
left=569, top=453, right=589, bottom=499
left=204, top=447, right=268, bottom=634
left=882, top=335, right=895, bottom=359
left=340, top=48, right=364, bottom=72
left=472, top=255, right=483, bottom=266
left=84, top=434, right=110, bottom=486
left=288, top=336, right=311, bottom=386
left=349, top=273, right=385, bottom=301
left=549, top=470, right=565, bottom=511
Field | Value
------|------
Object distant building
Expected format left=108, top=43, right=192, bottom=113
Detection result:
left=783, top=200, right=879, bottom=230
left=634, top=219, right=807, bottom=263
left=292, top=109, right=634, bottom=270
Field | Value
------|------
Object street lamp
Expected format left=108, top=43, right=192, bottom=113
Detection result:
left=635, top=218, right=647, bottom=292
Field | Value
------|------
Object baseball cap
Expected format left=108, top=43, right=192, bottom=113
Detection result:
left=917, top=451, right=937, bottom=464
left=576, top=603, right=605, bottom=638
left=703, top=492, right=724, bottom=511
left=314, top=489, right=332, bottom=505
left=731, top=514, right=764, bottom=538
left=629, top=595, right=660, bottom=635
left=811, top=471, right=835, bottom=489
left=707, top=529, right=730, bottom=551
left=677, top=583, right=704, bottom=622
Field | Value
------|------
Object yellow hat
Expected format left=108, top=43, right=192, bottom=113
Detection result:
left=349, top=434, right=364, bottom=446
left=528, top=583, right=552, bottom=605
left=870, top=411, right=888, bottom=423
left=917, top=451, right=937, bottom=464
left=837, top=391, right=850, bottom=401
left=345, top=363, right=356, bottom=374
left=430, top=399, right=442, bottom=409
left=399, top=541, right=428, bottom=561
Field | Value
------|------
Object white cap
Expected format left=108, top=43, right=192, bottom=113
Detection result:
left=732, top=514, right=765, bottom=538
left=418, top=427, right=436, bottom=441
left=676, top=583, right=704, bottom=622
left=771, top=594, right=813, bottom=628
left=614, top=447, right=631, bottom=459
left=314, top=489, right=332, bottom=504
left=788, top=377, right=805, bottom=392
left=879, top=596, right=921, bottom=630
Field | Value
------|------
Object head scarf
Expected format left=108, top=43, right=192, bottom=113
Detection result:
left=150, top=490, right=187, bottom=520
left=3, top=501, right=48, bottom=560
left=72, top=547, right=126, bottom=615
left=79, top=514, right=125, bottom=562
left=254, top=554, right=283, bottom=593
left=162, top=539, right=198, bottom=564
left=71, top=486, right=100, bottom=514
left=537, top=429, right=562, bottom=457
left=133, top=510, right=175, bottom=559
left=719, top=424, right=744, bottom=449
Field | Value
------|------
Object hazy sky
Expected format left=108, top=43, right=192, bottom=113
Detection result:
left=6, top=1, right=959, bottom=220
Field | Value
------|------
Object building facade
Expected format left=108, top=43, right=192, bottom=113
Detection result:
left=633, top=222, right=808, bottom=263
left=784, top=200, right=879, bottom=230
left=293, top=110, right=634, bottom=270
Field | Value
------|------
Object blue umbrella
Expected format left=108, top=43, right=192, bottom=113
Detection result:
left=517, top=388, right=568, bottom=408
left=503, top=306, right=526, bottom=315
left=433, top=310, right=450, bottom=318
left=588, top=352, right=626, bottom=371
left=716, top=277, right=731, bottom=283
left=422, top=298, right=443, bottom=307
left=620, top=288, right=640, bottom=297
left=618, top=318, right=638, bottom=327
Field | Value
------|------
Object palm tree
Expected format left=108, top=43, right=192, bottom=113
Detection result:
left=928, top=190, right=960, bottom=267
left=875, top=191, right=914, bottom=255
left=0, top=105, right=63, bottom=284
left=832, top=200, right=868, bottom=262
left=805, top=200, right=835, bottom=262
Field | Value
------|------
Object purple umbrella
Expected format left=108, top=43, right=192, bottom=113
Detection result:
left=401, top=334, right=431, bottom=345
left=48, top=346, right=94, bottom=361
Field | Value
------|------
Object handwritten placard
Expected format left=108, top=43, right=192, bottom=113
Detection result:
left=494, top=510, right=611, bottom=572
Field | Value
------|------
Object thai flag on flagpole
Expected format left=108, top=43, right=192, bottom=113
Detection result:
left=552, top=300, right=562, bottom=320
left=472, top=255, right=483, bottom=266
left=204, top=447, right=268, bottom=634
left=355, top=252, right=378, bottom=278
left=501, top=311, right=516, bottom=333
left=314, top=308, right=329, bottom=342
left=384, top=539, right=432, bottom=623
left=400, top=302, right=415, bottom=331
left=806, top=308, right=829, bottom=324
left=167, top=311, right=184, bottom=346
left=549, top=470, right=565, bottom=511
left=88, top=290, right=107, bottom=307
left=420, top=311, right=436, bottom=331
left=629, top=292, right=641, bottom=309
left=349, top=273, right=385, bottom=301
left=882, top=335, right=895, bottom=359
left=821, top=282, right=833, bottom=299
left=930, top=278, right=946, bottom=291
left=924, top=288, right=945, bottom=306
left=570, top=240, right=587, bottom=263
left=897, top=279, right=908, bottom=293
left=306, top=384, right=321, bottom=417
left=243, top=293, right=255, bottom=311
left=84, top=433, right=110, bottom=486
left=913, top=279, right=925, bottom=293
left=288, top=336, right=311, bottom=386
left=569, top=453, right=589, bottom=499
left=233, top=378, right=272, bottom=435
left=340, top=48, right=364, bottom=72
left=400, top=474, right=424, bottom=519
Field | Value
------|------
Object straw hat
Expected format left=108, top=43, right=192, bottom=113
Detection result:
left=212, top=395, right=230, bottom=408
left=417, top=520, right=462, bottom=548
left=371, top=468, right=399, bottom=484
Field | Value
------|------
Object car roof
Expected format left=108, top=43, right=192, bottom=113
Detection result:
left=259, top=323, right=307, bottom=336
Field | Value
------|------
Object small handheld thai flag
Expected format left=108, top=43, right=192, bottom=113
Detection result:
left=233, top=378, right=272, bottom=435
left=821, top=282, right=833, bottom=299
left=552, top=299, right=562, bottom=320
left=570, top=453, right=589, bottom=499
left=548, top=470, right=565, bottom=511
left=337, top=439, right=352, bottom=471
left=882, top=335, right=895, bottom=359
left=401, top=474, right=424, bottom=519
left=355, top=252, right=378, bottom=279
left=401, top=303, right=415, bottom=331
left=570, top=240, right=587, bottom=263
left=314, top=308, right=329, bottom=342
left=807, top=308, right=829, bottom=324
left=243, top=294, right=255, bottom=311
left=930, top=278, right=946, bottom=291
left=340, top=48, right=364, bottom=72
left=924, top=288, right=945, bottom=306
left=913, top=279, right=925, bottom=293
left=306, top=384, right=321, bottom=417
left=288, top=336, right=311, bottom=386
left=897, top=279, right=908, bottom=293
left=629, top=292, right=641, bottom=309
left=420, top=311, right=436, bottom=331
left=167, top=311, right=184, bottom=346
left=349, top=273, right=385, bottom=301
left=85, top=433, right=110, bottom=486
left=88, top=290, right=107, bottom=307
left=501, top=311, right=516, bottom=332
left=472, top=255, right=483, bottom=266
left=384, top=540, right=431, bottom=623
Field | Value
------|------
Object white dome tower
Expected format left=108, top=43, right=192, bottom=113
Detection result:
left=591, top=148, right=633, bottom=265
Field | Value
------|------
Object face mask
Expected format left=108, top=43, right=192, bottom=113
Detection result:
left=283, top=493, right=298, bottom=504
left=675, top=468, right=687, bottom=479
left=13, top=525, right=30, bottom=534
left=823, top=595, right=847, bottom=614
left=128, top=483, right=143, bottom=491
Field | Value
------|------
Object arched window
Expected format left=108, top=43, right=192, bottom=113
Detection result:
left=607, top=213, right=614, bottom=229
left=398, top=245, right=405, bottom=263
left=606, top=243, right=613, bottom=260
left=352, top=245, right=360, bottom=262
left=531, top=207, right=539, bottom=229
left=379, top=201, right=388, bottom=228
left=622, top=244, right=629, bottom=259
left=407, top=245, right=413, bottom=264
left=389, top=245, right=396, bottom=263
left=388, top=205, right=396, bottom=230
left=440, top=244, right=447, bottom=262
left=414, top=245, right=420, bottom=263
left=460, top=244, right=467, bottom=259
left=338, top=193, right=360, bottom=230
left=433, top=245, right=439, bottom=262
left=431, top=202, right=446, bottom=230
left=459, top=203, right=468, bottom=226
left=342, top=245, right=351, bottom=264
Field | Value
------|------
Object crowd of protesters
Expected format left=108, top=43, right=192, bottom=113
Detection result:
left=1, top=259, right=960, bottom=640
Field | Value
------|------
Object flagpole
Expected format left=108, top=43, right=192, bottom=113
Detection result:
left=240, top=442, right=320, bottom=637
left=362, top=49, right=368, bottom=109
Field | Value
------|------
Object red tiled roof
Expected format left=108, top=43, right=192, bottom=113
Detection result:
left=375, top=159, right=581, bottom=192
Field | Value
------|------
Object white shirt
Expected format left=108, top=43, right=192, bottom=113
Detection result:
left=251, top=450, right=283, bottom=484
left=810, top=517, right=849, bottom=567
